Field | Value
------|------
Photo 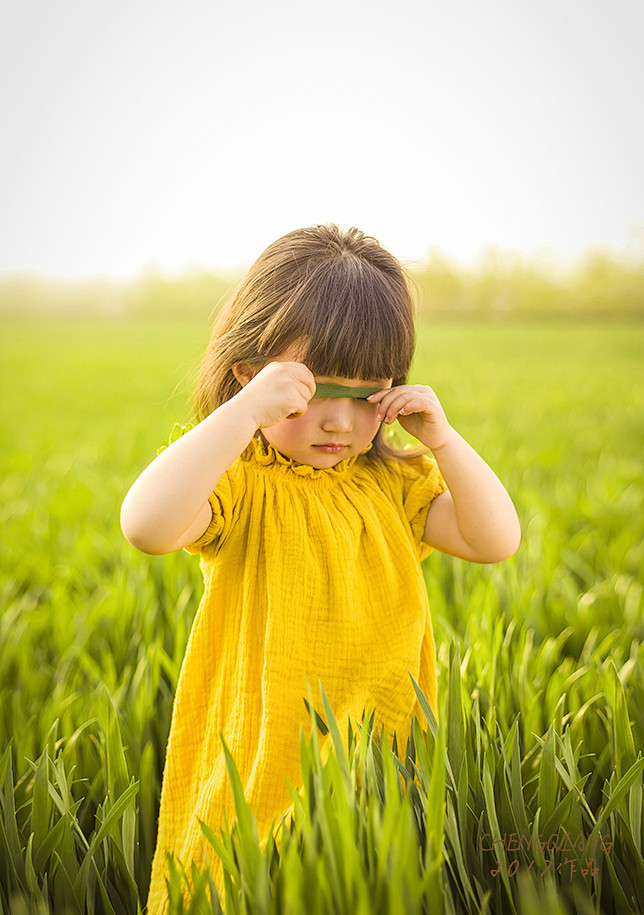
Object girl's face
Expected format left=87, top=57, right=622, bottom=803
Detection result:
left=264, top=373, right=392, bottom=469
left=248, top=344, right=392, bottom=469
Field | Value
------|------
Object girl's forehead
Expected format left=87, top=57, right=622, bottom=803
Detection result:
left=276, top=341, right=391, bottom=388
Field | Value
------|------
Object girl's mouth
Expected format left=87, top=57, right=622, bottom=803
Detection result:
left=313, top=444, right=347, bottom=454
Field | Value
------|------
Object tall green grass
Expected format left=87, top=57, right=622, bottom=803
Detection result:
left=1, top=318, right=642, bottom=912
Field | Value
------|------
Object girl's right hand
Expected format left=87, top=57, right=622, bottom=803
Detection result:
left=235, top=361, right=316, bottom=429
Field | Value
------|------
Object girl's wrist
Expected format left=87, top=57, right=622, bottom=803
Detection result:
left=214, top=395, right=261, bottom=439
left=422, top=424, right=457, bottom=453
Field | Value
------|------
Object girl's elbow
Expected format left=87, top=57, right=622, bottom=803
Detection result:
left=492, top=524, right=522, bottom=563
left=480, top=522, right=521, bottom=564
left=120, top=500, right=157, bottom=554
left=121, top=525, right=169, bottom=555
left=120, top=516, right=147, bottom=553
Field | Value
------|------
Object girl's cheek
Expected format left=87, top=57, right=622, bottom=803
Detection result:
left=366, top=402, right=382, bottom=423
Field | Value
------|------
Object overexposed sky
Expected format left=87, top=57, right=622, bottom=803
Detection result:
left=1, top=0, right=643, bottom=279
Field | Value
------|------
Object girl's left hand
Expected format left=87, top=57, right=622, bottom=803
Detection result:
left=367, top=384, right=453, bottom=451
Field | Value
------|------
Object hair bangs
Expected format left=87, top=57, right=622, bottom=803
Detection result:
left=258, top=250, right=415, bottom=384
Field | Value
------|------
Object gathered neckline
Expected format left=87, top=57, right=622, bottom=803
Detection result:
left=242, top=434, right=373, bottom=479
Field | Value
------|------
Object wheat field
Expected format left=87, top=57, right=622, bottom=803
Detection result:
left=1, top=317, right=642, bottom=914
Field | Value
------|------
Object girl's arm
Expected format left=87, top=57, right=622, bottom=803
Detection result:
left=121, top=359, right=316, bottom=556
left=367, top=384, right=521, bottom=563
left=421, top=429, right=521, bottom=562
left=120, top=399, right=258, bottom=555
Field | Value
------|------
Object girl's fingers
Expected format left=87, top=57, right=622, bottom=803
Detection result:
left=378, top=394, right=435, bottom=423
left=375, top=394, right=408, bottom=422
left=367, top=387, right=441, bottom=423
left=397, top=399, right=425, bottom=416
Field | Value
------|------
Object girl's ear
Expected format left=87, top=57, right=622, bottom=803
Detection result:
left=232, top=362, right=255, bottom=386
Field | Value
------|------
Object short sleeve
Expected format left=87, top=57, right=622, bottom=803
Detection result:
left=182, top=473, right=236, bottom=554
left=396, top=453, right=449, bottom=561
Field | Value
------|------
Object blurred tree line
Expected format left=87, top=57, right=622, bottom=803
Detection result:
left=1, top=248, right=643, bottom=319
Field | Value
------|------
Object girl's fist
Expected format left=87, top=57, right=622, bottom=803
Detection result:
left=233, top=360, right=316, bottom=429
left=367, top=384, right=453, bottom=451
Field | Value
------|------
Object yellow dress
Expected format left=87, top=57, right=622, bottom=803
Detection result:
left=146, top=434, right=447, bottom=913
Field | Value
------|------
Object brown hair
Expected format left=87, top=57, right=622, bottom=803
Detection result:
left=192, top=223, right=428, bottom=463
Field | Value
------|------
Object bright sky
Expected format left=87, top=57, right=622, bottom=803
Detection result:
left=1, top=0, right=643, bottom=279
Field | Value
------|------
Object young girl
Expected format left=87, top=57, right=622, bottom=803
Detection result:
left=120, top=224, right=521, bottom=913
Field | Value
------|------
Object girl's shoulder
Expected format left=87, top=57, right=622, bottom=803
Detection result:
left=366, top=448, right=448, bottom=504
left=156, top=422, right=196, bottom=455
left=367, top=446, right=440, bottom=480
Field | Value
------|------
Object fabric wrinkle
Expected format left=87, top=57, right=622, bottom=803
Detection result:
left=146, top=431, right=447, bottom=914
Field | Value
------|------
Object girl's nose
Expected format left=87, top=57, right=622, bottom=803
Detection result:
left=320, top=400, right=354, bottom=432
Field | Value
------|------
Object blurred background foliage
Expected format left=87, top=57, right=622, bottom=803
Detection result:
left=1, top=246, right=643, bottom=320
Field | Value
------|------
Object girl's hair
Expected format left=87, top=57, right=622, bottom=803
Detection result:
left=192, top=223, right=428, bottom=463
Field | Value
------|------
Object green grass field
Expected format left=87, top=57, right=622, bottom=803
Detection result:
left=1, top=317, right=643, bottom=914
